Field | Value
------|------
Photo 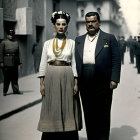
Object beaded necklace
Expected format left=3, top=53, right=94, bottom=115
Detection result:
left=53, top=38, right=66, bottom=56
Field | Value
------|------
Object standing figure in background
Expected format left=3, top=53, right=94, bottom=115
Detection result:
left=0, top=29, right=23, bottom=96
left=32, top=39, right=42, bottom=73
left=135, top=36, right=140, bottom=74
left=118, top=36, right=127, bottom=64
left=127, top=35, right=135, bottom=64
left=75, top=12, right=121, bottom=140
left=133, top=36, right=138, bottom=68
left=37, top=11, right=82, bottom=140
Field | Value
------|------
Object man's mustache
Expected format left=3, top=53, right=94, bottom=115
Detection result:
left=88, top=25, right=95, bottom=29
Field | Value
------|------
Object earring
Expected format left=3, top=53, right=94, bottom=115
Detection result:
left=53, top=31, right=57, bottom=37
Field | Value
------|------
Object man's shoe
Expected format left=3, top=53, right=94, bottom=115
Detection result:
left=3, top=92, right=7, bottom=96
left=13, top=91, right=23, bottom=95
left=17, top=91, right=23, bottom=94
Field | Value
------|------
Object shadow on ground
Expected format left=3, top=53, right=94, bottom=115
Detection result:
left=0, top=98, right=42, bottom=121
left=3, top=90, right=35, bottom=96
left=110, top=125, right=138, bottom=140
left=20, top=90, right=35, bottom=93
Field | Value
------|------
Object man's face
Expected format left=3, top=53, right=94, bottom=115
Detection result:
left=7, top=34, right=14, bottom=40
left=85, top=15, right=100, bottom=36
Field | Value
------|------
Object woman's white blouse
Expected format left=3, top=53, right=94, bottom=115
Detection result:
left=39, top=38, right=78, bottom=77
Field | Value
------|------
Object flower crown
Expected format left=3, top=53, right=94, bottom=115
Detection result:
left=51, top=11, right=70, bottom=19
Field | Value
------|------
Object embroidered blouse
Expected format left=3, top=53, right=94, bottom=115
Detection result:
left=39, top=38, right=78, bottom=77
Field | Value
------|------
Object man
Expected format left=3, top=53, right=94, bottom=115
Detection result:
left=118, top=36, right=126, bottom=64
left=75, top=12, right=121, bottom=140
left=134, top=36, right=140, bottom=74
left=127, top=35, right=136, bottom=64
left=32, top=39, right=42, bottom=73
left=0, top=29, right=23, bottom=96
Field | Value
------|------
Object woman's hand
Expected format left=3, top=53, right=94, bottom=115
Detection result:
left=74, top=78, right=78, bottom=95
left=40, top=84, right=45, bottom=96
left=40, top=77, right=45, bottom=96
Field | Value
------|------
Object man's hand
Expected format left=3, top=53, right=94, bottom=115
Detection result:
left=74, top=84, right=78, bottom=95
left=74, top=78, right=78, bottom=95
left=0, top=63, right=4, bottom=67
left=18, top=64, right=22, bottom=69
left=110, top=81, right=118, bottom=89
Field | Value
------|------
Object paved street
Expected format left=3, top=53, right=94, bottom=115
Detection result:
left=0, top=51, right=140, bottom=140
left=110, top=52, right=140, bottom=140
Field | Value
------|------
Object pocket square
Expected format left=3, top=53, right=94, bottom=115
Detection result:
left=104, top=44, right=109, bottom=48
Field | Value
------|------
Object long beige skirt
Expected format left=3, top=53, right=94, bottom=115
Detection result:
left=38, top=65, right=82, bottom=132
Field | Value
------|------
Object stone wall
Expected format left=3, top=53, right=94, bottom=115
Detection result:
left=59, top=0, right=77, bottom=40
left=15, top=7, right=32, bottom=35
left=0, top=8, right=4, bottom=39
left=3, top=0, right=17, bottom=20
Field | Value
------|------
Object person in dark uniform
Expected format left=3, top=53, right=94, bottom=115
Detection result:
left=0, top=29, right=23, bottom=96
left=135, top=36, right=140, bottom=73
left=133, top=36, right=138, bottom=68
left=118, top=36, right=127, bottom=64
left=127, top=35, right=136, bottom=64
left=32, top=39, right=42, bottom=73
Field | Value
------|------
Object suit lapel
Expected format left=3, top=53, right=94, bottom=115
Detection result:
left=76, top=34, right=87, bottom=60
left=95, top=30, right=106, bottom=58
left=77, top=31, right=107, bottom=60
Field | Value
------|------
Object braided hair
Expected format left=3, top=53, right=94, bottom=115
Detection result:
left=51, top=11, right=70, bottom=25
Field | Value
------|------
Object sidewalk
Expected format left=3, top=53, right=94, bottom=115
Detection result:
left=1, top=52, right=140, bottom=140
left=110, top=52, right=140, bottom=140
left=0, top=73, right=41, bottom=120
left=0, top=74, right=87, bottom=140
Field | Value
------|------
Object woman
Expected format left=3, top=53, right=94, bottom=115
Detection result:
left=37, top=11, right=82, bottom=140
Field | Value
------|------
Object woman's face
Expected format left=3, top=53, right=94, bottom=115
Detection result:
left=54, top=18, right=68, bottom=35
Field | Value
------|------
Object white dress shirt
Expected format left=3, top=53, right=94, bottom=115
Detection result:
left=39, top=38, right=78, bottom=77
left=83, top=31, right=100, bottom=64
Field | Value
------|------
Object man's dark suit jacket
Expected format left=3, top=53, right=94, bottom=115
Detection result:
left=75, top=30, right=121, bottom=88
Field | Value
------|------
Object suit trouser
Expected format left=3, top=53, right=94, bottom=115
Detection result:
left=120, top=51, right=124, bottom=64
left=136, top=55, right=140, bottom=73
left=130, top=49, right=134, bottom=63
left=3, top=66, right=19, bottom=93
left=80, top=64, right=113, bottom=140
left=41, top=131, right=79, bottom=140
left=33, top=55, right=41, bottom=73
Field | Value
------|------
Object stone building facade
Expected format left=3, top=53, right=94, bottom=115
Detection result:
left=0, top=0, right=125, bottom=83
left=0, top=0, right=77, bottom=82
left=76, top=0, right=123, bottom=36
